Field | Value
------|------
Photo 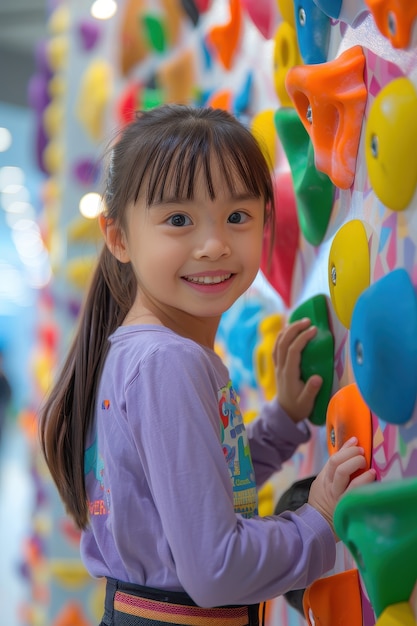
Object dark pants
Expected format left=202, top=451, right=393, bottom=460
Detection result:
left=100, top=578, right=260, bottom=626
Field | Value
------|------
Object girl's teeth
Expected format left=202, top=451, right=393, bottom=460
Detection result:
left=188, top=274, right=230, bottom=284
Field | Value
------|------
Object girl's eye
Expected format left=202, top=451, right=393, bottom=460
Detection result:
left=168, top=214, right=192, bottom=227
left=228, top=211, right=248, bottom=224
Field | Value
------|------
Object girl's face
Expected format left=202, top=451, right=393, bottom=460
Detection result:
left=113, top=164, right=265, bottom=345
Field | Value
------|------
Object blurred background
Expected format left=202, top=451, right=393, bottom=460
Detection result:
left=0, top=1, right=48, bottom=624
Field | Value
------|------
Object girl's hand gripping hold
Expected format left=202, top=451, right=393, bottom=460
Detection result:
left=308, top=437, right=377, bottom=537
left=273, top=318, right=323, bottom=424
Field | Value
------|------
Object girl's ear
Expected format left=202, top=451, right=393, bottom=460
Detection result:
left=98, top=213, right=130, bottom=263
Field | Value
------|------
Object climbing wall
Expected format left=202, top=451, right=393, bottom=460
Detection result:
left=27, top=1, right=417, bottom=625
left=219, top=2, right=417, bottom=625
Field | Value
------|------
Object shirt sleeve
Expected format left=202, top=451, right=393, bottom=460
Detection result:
left=127, top=344, right=335, bottom=608
left=246, top=397, right=311, bottom=487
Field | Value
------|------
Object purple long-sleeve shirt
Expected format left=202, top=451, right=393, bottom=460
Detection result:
left=81, top=325, right=335, bottom=607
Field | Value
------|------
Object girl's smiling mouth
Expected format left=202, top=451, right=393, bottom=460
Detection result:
left=181, top=272, right=236, bottom=293
left=184, top=273, right=232, bottom=285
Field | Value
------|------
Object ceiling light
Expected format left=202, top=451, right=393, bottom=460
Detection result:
left=91, top=0, right=118, bottom=20
left=0, top=128, right=12, bottom=152
left=79, top=192, right=102, bottom=218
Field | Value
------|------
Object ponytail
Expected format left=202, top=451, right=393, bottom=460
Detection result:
left=39, top=246, right=136, bottom=529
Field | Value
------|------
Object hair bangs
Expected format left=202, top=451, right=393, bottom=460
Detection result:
left=139, top=121, right=273, bottom=209
left=138, top=126, right=215, bottom=205
left=211, top=125, right=275, bottom=225
left=109, top=106, right=274, bottom=228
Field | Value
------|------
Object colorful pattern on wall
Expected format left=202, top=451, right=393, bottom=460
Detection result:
left=26, top=1, right=417, bottom=625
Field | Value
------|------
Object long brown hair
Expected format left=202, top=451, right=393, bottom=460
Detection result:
left=39, top=104, right=275, bottom=529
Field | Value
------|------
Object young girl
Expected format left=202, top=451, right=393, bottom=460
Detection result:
left=39, top=105, right=375, bottom=626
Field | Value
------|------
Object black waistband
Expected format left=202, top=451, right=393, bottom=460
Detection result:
left=106, top=577, right=199, bottom=606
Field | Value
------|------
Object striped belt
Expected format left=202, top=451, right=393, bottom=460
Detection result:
left=104, top=578, right=259, bottom=626
left=115, top=589, right=252, bottom=625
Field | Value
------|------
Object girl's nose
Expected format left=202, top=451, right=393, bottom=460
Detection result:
left=195, top=229, right=231, bottom=260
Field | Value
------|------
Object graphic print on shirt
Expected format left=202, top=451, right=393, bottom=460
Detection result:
left=219, top=381, right=258, bottom=518
left=84, top=402, right=111, bottom=517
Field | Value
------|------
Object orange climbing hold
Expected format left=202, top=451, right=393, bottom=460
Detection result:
left=365, top=0, right=417, bottom=48
left=118, top=0, right=148, bottom=76
left=206, top=0, right=242, bottom=70
left=161, top=0, right=182, bottom=47
left=53, top=601, right=91, bottom=626
left=207, top=89, right=233, bottom=111
left=157, top=49, right=196, bottom=104
left=285, top=45, right=367, bottom=189
left=303, top=569, right=363, bottom=626
left=326, top=383, right=372, bottom=478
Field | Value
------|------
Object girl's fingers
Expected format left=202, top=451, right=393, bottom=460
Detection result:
left=281, top=327, right=318, bottom=374
left=331, top=451, right=368, bottom=493
left=275, top=318, right=315, bottom=370
left=326, top=441, right=363, bottom=479
left=297, top=374, right=323, bottom=410
left=329, top=439, right=361, bottom=463
left=324, top=439, right=374, bottom=494
left=341, top=436, right=359, bottom=448
left=347, top=468, right=377, bottom=490
left=308, top=439, right=376, bottom=535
